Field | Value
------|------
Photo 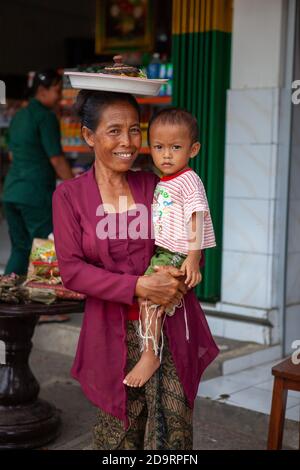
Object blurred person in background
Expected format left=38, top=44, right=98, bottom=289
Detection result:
left=2, top=69, right=73, bottom=322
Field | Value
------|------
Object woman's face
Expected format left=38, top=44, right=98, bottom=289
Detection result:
left=83, top=102, right=141, bottom=173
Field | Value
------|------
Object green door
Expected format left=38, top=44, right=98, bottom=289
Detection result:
left=172, top=0, right=232, bottom=301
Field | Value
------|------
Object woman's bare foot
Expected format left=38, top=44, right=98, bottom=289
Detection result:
left=123, top=349, right=160, bottom=387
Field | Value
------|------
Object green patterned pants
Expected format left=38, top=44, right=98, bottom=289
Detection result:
left=93, top=321, right=193, bottom=450
left=144, top=246, right=187, bottom=275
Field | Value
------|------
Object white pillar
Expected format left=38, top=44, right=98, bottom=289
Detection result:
left=206, top=0, right=286, bottom=345
left=285, top=1, right=300, bottom=354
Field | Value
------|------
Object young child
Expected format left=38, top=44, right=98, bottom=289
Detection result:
left=123, top=108, right=216, bottom=388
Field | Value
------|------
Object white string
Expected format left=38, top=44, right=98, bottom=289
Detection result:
left=159, top=314, right=168, bottom=362
left=138, top=301, right=160, bottom=355
left=166, top=297, right=189, bottom=341
left=183, top=297, right=189, bottom=341
left=137, top=296, right=190, bottom=364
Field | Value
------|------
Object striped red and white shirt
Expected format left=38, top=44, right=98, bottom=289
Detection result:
left=152, top=168, right=216, bottom=255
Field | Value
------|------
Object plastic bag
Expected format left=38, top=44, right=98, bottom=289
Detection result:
left=27, top=238, right=60, bottom=280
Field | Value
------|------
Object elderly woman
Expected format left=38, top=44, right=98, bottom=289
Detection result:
left=52, top=90, right=219, bottom=450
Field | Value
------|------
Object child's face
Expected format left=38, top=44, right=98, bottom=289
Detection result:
left=149, top=122, right=200, bottom=175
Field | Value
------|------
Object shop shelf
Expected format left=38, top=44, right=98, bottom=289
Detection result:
left=137, top=96, right=171, bottom=105
left=63, top=145, right=91, bottom=154
left=61, top=95, right=171, bottom=107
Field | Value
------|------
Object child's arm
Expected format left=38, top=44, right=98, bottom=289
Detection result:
left=181, top=211, right=204, bottom=289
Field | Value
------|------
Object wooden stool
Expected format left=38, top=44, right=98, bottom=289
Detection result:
left=267, top=357, right=300, bottom=450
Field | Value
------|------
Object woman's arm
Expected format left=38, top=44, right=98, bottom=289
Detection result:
left=39, top=112, right=73, bottom=180
left=53, top=186, right=139, bottom=305
left=51, top=155, right=73, bottom=180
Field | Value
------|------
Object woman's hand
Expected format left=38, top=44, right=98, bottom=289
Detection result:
left=153, top=265, right=188, bottom=316
left=135, top=267, right=185, bottom=307
left=153, top=265, right=187, bottom=296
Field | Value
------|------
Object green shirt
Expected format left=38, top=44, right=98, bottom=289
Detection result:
left=3, top=98, right=62, bottom=207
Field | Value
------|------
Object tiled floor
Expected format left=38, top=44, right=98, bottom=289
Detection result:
left=198, top=359, right=300, bottom=422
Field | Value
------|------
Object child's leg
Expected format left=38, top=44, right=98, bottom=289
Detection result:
left=123, top=248, right=186, bottom=388
left=123, top=300, right=162, bottom=388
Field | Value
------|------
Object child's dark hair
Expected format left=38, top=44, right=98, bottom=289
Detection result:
left=75, top=90, right=140, bottom=131
left=147, top=107, right=199, bottom=145
left=27, top=69, right=62, bottom=98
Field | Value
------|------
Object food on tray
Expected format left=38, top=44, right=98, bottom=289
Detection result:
left=26, top=287, right=56, bottom=305
left=25, top=238, right=86, bottom=303
left=0, top=273, right=29, bottom=304
left=0, top=272, right=19, bottom=288
left=25, top=281, right=86, bottom=301
left=79, top=55, right=147, bottom=79
left=65, top=56, right=166, bottom=96
left=0, top=238, right=86, bottom=305
left=100, top=55, right=146, bottom=78
left=0, top=273, right=86, bottom=305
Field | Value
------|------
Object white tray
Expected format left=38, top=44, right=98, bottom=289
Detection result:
left=64, top=71, right=168, bottom=96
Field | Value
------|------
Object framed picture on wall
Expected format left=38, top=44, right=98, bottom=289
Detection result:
left=95, top=0, right=153, bottom=54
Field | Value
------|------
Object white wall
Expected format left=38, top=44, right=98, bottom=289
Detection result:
left=213, top=0, right=287, bottom=344
left=231, top=0, right=284, bottom=89
left=285, top=4, right=300, bottom=352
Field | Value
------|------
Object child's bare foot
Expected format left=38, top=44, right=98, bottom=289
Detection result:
left=123, top=350, right=160, bottom=387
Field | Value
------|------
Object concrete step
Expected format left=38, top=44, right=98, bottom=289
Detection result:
left=30, top=348, right=299, bottom=450
left=33, top=313, right=83, bottom=358
left=30, top=347, right=94, bottom=450
left=33, top=312, right=282, bottom=381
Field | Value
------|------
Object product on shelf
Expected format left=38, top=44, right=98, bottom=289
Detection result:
left=60, top=86, right=88, bottom=151
left=60, top=109, right=83, bottom=147
left=146, top=53, right=173, bottom=96
left=140, top=123, right=148, bottom=148
left=72, top=162, right=91, bottom=176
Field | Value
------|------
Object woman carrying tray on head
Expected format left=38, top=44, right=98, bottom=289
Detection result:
left=52, top=59, right=218, bottom=450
